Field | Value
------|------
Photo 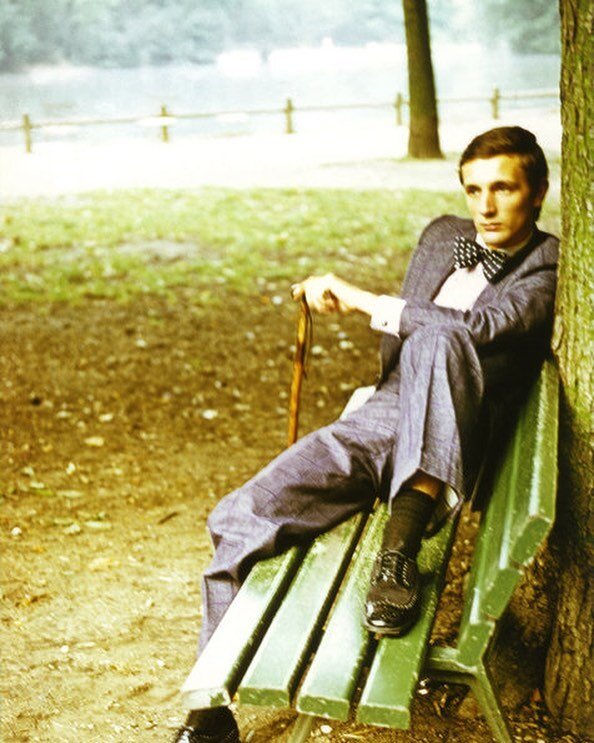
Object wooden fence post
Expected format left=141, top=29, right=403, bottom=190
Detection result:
left=160, top=104, right=170, bottom=142
left=285, top=98, right=295, bottom=134
left=23, top=114, right=32, bottom=153
left=394, top=92, right=404, bottom=126
left=491, top=87, right=501, bottom=120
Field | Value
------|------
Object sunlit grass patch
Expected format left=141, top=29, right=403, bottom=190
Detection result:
left=0, top=186, right=559, bottom=305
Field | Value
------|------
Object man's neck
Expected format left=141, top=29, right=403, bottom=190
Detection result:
left=477, top=228, right=535, bottom=256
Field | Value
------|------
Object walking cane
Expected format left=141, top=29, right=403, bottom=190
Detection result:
left=288, top=296, right=312, bottom=446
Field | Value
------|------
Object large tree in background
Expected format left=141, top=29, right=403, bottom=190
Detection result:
left=544, top=0, right=593, bottom=737
left=401, top=0, right=443, bottom=159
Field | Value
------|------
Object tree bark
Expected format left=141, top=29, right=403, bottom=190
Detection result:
left=544, top=0, right=594, bottom=737
left=401, top=0, right=443, bottom=159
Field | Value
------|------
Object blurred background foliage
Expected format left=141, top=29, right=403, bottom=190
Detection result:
left=0, top=0, right=559, bottom=73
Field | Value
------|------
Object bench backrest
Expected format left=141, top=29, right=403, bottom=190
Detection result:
left=456, top=360, right=559, bottom=666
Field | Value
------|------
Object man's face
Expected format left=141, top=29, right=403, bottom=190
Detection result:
left=461, top=154, right=547, bottom=250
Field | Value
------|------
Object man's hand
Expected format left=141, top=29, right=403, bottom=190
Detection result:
left=291, top=273, right=349, bottom=314
left=291, top=273, right=379, bottom=316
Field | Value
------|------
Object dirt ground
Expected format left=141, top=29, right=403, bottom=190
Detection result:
left=1, top=288, right=583, bottom=743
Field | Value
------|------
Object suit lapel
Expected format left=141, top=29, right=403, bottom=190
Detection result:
left=426, top=239, right=456, bottom=300
left=472, top=228, right=545, bottom=309
left=402, top=236, right=454, bottom=301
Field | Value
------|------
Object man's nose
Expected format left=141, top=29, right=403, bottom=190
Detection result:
left=479, top=190, right=496, bottom=215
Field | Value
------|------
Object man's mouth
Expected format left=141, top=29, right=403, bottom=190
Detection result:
left=482, top=223, right=502, bottom=231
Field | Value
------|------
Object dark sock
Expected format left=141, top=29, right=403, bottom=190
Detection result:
left=381, top=488, right=436, bottom=557
left=185, top=706, right=233, bottom=733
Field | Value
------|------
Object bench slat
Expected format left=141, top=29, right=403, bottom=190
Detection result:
left=296, top=505, right=388, bottom=720
left=357, top=516, right=458, bottom=729
left=462, top=363, right=557, bottom=623
left=508, top=363, right=557, bottom=566
left=238, top=512, right=367, bottom=707
left=457, top=361, right=558, bottom=663
left=180, top=545, right=305, bottom=709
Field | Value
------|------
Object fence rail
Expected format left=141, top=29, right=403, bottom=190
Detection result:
left=0, top=87, right=559, bottom=153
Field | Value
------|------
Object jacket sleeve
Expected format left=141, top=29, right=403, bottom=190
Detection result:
left=399, top=256, right=557, bottom=350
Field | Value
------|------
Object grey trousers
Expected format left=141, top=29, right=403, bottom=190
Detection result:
left=198, top=325, right=485, bottom=651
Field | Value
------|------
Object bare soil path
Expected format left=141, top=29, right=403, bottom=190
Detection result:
left=1, top=294, right=576, bottom=743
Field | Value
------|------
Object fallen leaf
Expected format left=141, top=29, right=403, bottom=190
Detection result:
left=84, top=436, right=105, bottom=447
left=89, top=556, right=117, bottom=571
left=84, top=520, right=112, bottom=530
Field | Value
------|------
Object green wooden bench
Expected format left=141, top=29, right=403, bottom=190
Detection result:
left=180, top=360, right=558, bottom=742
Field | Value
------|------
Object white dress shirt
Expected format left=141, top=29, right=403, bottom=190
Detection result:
left=370, top=232, right=532, bottom=336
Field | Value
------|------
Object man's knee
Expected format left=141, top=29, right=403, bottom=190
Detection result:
left=404, top=323, right=473, bottom=347
left=206, top=473, right=292, bottom=543
left=206, top=490, right=243, bottom=542
left=401, top=324, right=478, bottom=366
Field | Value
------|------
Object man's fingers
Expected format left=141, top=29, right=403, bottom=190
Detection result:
left=311, top=290, right=340, bottom=314
left=291, top=276, right=342, bottom=314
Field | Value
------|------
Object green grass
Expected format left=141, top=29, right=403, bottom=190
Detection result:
left=0, top=187, right=560, bottom=305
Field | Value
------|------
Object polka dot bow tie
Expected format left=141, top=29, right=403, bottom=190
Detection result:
left=453, top=235, right=508, bottom=283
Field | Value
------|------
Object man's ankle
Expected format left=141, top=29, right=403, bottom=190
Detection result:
left=382, top=487, right=436, bottom=557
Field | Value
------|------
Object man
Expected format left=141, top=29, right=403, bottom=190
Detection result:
left=174, top=126, right=558, bottom=742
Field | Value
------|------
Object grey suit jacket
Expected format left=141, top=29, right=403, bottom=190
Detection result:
left=379, top=214, right=559, bottom=398
left=377, top=214, right=559, bottom=513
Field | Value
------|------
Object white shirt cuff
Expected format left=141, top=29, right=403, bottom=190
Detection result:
left=369, top=295, right=406, bottom=336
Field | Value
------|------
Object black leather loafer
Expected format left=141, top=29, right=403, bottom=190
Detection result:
left=363, top=548, right=421, bottom=637
left=172, top=707, right=240, bottom=743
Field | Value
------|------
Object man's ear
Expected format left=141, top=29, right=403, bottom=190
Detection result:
left=534, top=179, right=549, bottom=208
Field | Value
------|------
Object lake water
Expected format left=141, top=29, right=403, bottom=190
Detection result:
left=0, top=42, right=560, bottom=146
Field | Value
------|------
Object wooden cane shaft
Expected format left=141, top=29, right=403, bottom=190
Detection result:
left=288, top=301, right=310, bottom=446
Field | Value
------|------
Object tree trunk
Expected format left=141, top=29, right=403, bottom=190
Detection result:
left=544, top=0, right=594, bottom=737
left=401, top=0, right=443, bottom=159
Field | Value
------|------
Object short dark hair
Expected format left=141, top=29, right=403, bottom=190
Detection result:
left=458, top=126, right=549, bottom=194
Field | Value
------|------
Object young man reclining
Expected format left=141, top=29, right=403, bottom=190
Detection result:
left=174, top=126, right=558, bottom=743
